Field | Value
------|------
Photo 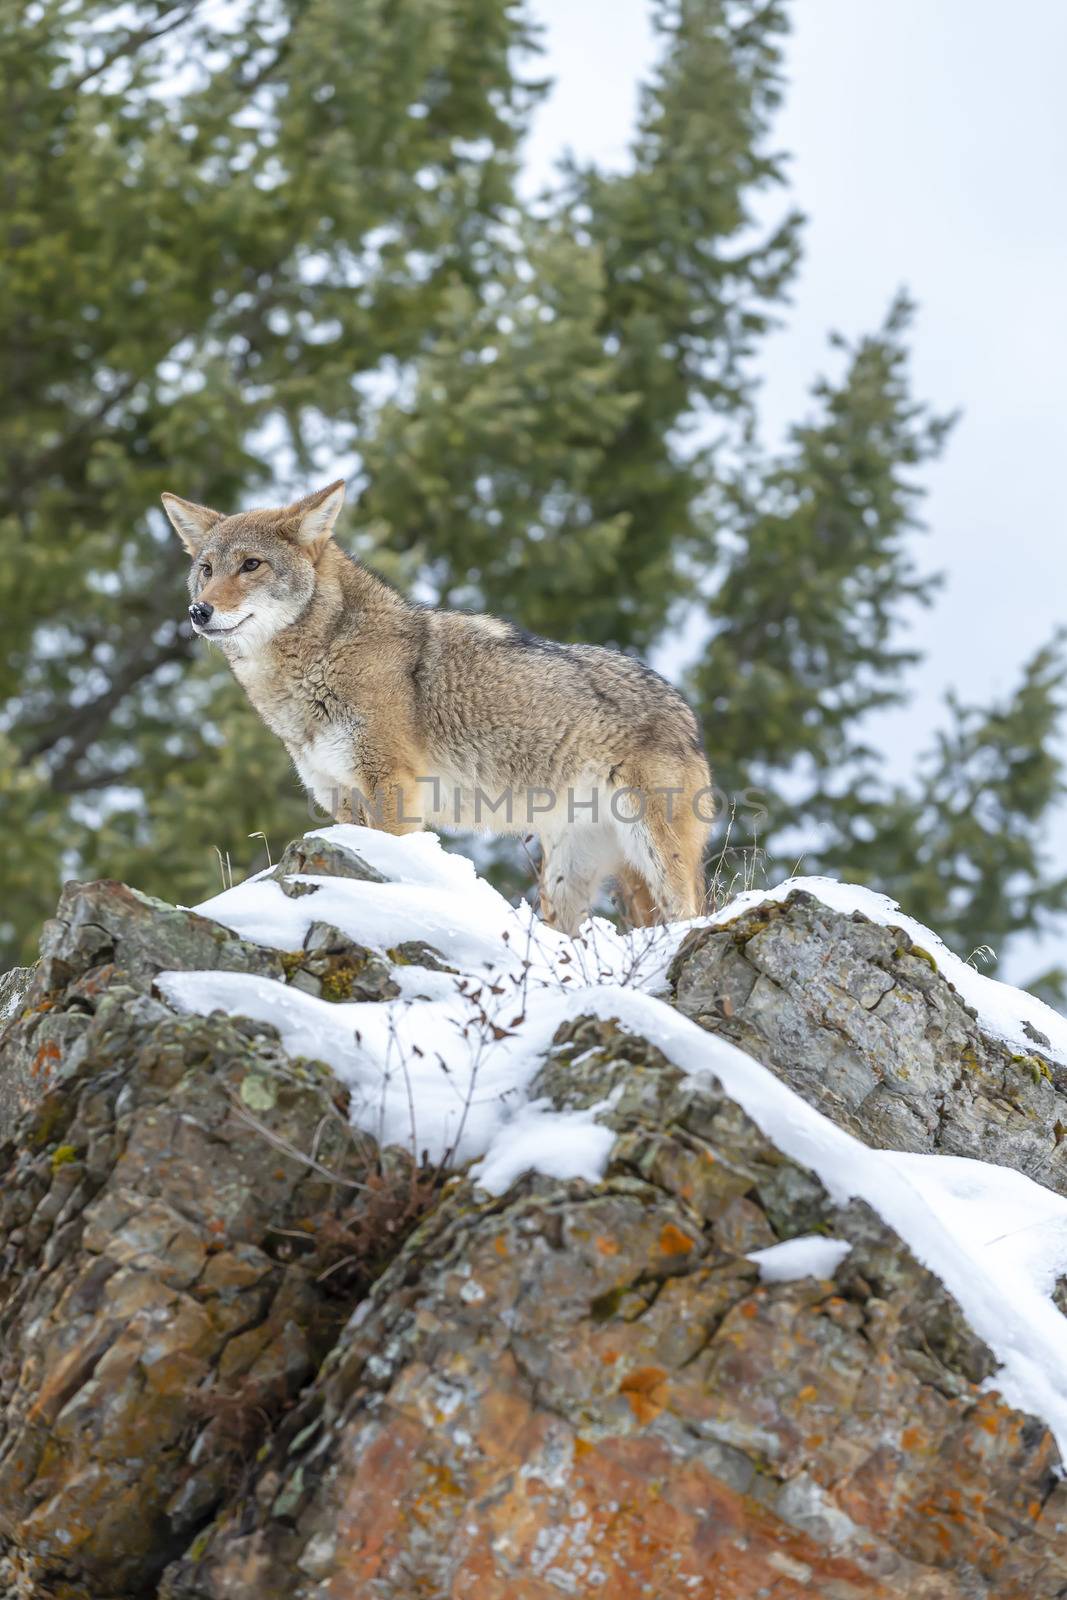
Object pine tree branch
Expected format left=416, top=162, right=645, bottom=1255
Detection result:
left=64, top=2, right=204, bottom=94
left=13, top=376, right=142, bottom=497
left=49, top=763, right=143, bottom=797
left=233, top=40, right=292, bottom=98
left=21, top=632, right=194, bottom=770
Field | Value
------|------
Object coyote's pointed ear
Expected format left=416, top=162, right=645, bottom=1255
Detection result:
left=161, top=493, right=222, bottom=556
left=288, top=479, right=346, bottom=557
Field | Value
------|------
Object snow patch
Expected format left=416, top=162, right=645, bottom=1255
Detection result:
left=747, top=1236, right=852, bottom=1283
left=472, top=1102, right=617, bottom=1195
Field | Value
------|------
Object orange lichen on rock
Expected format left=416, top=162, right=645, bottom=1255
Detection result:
left=619, top=1365, right=670, bottom=1425
left=658, top=1222, right=695, bottom=1255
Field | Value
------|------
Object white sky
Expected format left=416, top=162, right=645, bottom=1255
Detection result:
left=524, top=0, right=1067, bottom=748
left=522, top=0, right=1067, bottom=977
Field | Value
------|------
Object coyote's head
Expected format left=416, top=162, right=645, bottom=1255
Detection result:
left=161, top=480, right=346, bottom=653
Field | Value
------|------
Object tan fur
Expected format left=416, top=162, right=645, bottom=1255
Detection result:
left=163, top=481, right=713, bottom=933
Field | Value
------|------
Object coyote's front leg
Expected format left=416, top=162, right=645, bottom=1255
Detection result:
left=358, top=764, right=426, bottom=837
left=293, top=742, right=424, bottom=833
left=291, top=751, right=360, bottom=823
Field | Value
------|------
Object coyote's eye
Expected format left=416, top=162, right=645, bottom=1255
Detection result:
left=200, top=562, right=212, bottom=578
left=240, top=558, right=262, bottom=572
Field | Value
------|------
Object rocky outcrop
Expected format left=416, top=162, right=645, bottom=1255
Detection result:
left=0, top=876, right=398, bottom=1143
left=670, top=891, right=1067, bottom=1193
left=0, top=879, right=285, bottom=1143
left=0, top=869, right=421, bottom=1598
left=163, top=1016, right=1067, bottom=1600
left=1, top=858, right=1066, bottom=1598
left=0, top=1002, right=365, bottom=1597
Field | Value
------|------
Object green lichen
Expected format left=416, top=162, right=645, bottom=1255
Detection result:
left=319, top=956, right=368, bottom=1002
left=50, top=1143, right=78, bottom=1170
left=279, top=950, right=307, bottom=981
left=240, top=1074, right=278, bottom=1111
left=271, top=1464, right=305, bottom=1520
left=185, top=1529, right=213, bottom=1562
left=1011, top=1053, right=1052, bottom=1086
left=31, top=1099, right=71, bottom=1151
left=288, top=1418, right=322, bottom=1455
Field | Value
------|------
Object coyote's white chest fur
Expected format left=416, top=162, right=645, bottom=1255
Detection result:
left=164, top=477, right=712, bottom=933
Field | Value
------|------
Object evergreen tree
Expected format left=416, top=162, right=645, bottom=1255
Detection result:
left=0, top=0, right=538, bottom=959
left=354, top=226, right=640, bottom=637
left=826, top=639, right=1067, bottom=991
left=689, top=293, right=952, bottom=849
left=2, top=0, right=1064, bottom=993
left=689, top=297, right=1067, bottom=985
left=569, top=0, right=801, bottom=642
left=356, top=0, right=801, bottom=649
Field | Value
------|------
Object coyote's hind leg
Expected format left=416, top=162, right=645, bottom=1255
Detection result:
left=612, top=762, right=710, bottom=924
left=613, top=864, right=658, bottom=928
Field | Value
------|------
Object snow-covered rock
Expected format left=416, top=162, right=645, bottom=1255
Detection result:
left=2, top=828, right=1067, bottom=1598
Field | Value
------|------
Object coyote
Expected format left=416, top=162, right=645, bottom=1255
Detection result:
left=163, top=480, right=711, bottom=933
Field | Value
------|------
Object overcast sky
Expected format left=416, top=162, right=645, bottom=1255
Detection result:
left=522, top=0, right=1067, bottom=975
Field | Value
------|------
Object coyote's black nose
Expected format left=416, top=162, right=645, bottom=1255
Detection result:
left=189, top=602, right=214, bottom=626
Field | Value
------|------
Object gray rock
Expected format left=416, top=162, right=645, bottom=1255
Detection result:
left=282, top=922, right=400, bottom=1003
left=0, top=882, right=284, bottom=1138
left=270, top=835, right=386, bottom=886
left=669, top=891, right=1067, bottom=1191
left=0, top=967, right=31, bottom=1132
left=0, top=838, right=431, bottom=1138
left=31, top=878, right=284, bottom=1000
left=0, top=966, right=30, bottom=1026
